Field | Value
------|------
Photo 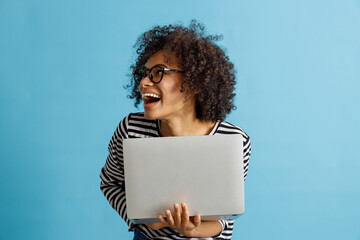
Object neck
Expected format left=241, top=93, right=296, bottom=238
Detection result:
left=160, top=114, right=216, bottom=137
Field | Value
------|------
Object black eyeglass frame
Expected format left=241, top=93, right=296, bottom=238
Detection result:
left=133, top=64, right=184, bottom=84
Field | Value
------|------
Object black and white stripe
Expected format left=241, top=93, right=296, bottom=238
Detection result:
left=100, top=112, right=251, bottom=239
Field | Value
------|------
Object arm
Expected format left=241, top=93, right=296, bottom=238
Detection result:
left=191, top=221, right=223, bottom=238
left=147, top=134, right=251, bottom=236
left=147, top=203, right=222, bottom=238
left=243, top=134, right=251, bottom=180
left=100, top=116, right=134, bottom=228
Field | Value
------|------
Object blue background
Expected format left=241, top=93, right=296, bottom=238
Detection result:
left=1, top=0, right=359, bottom=239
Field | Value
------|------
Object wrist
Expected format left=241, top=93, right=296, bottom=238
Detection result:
left=157, top=222, right=168, bottom=230
left=182, top=221, right=222, bottom=238
left=180, top=228, right=197, bottom=237
left=145, top=222, right=168, bottom=231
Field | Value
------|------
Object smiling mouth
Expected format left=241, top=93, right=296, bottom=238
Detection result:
left=142, top=93, right=161, bottom=105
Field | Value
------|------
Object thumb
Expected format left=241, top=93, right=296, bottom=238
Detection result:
left=193, top=215, right=201, bottom=227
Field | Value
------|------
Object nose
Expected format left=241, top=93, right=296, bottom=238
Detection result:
left=139, top=75, right=154, bottom=90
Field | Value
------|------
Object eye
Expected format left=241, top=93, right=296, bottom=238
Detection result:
left=154, top=68, right=164, bottom=76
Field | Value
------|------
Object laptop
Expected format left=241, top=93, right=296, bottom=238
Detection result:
left=123, top=134, right=245, bottom=224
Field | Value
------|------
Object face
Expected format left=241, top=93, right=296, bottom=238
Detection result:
left=139, top=51, right=196, bottom=120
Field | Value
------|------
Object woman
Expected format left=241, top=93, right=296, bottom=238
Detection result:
left=100, top=20, right=251, bottom=239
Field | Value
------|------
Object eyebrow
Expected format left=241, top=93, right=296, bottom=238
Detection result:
left=144, top=63, right=168, bottom=69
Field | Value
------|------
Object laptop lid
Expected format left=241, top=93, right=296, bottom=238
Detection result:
left=123, top=134, right=244, bottom=224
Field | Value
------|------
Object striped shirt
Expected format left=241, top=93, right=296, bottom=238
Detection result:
left=100, top=112, right=251, bottom=239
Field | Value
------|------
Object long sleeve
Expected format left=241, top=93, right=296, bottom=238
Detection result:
left=212, top=121, right=252, bottom=239
left=100, top=115, right=134, bottom=229
left=243, top=135, right=251, bottom=180
left=100, top=114, right=251, bottom=239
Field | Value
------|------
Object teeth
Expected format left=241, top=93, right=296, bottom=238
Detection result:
left=142, top=93, right=161, bottom=99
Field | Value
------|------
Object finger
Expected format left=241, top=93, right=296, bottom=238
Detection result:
left=165, top=209, right=174, bottom=226
left=174, top=204, right=181, bottom=227
left=181, top=202, right=189, bottom=223
left=158, top=214, right=167, bottom=224
left=193, top=214, right=201, bottom=227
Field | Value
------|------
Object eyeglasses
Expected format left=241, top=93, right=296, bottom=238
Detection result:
left=133, top=64, right=184, bottom=84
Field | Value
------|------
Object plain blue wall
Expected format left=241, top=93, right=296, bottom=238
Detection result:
left=1, top=0, right=359, bottom=239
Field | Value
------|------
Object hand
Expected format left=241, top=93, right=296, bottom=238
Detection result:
left=145, top=222, right=168, bottom=231
left=158, top=202, right=201, bottom=237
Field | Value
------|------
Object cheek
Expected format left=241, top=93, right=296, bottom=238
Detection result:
left=168, top=88, right=185, bottom=101
left=160, top=76, right=183, bottom=99
left=168, top=80, right=183, bottom=94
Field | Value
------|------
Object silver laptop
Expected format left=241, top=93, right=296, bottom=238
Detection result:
left=123, top=134, right=245, bottom=224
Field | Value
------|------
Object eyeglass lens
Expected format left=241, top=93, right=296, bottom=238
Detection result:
left=149, top=67, right=164, bottom=83
left=136, top=67, right=163, bottom=83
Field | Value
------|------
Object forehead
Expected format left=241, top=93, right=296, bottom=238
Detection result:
left=145, top=51, right=180, bottom=69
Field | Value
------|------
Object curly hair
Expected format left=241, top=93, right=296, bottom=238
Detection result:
left=127, top=20, right=237, bottom=122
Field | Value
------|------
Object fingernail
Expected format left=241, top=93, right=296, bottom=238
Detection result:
left=166, top=210, right=171, bottom=215
left=174, top=204, right=179, bottom=209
